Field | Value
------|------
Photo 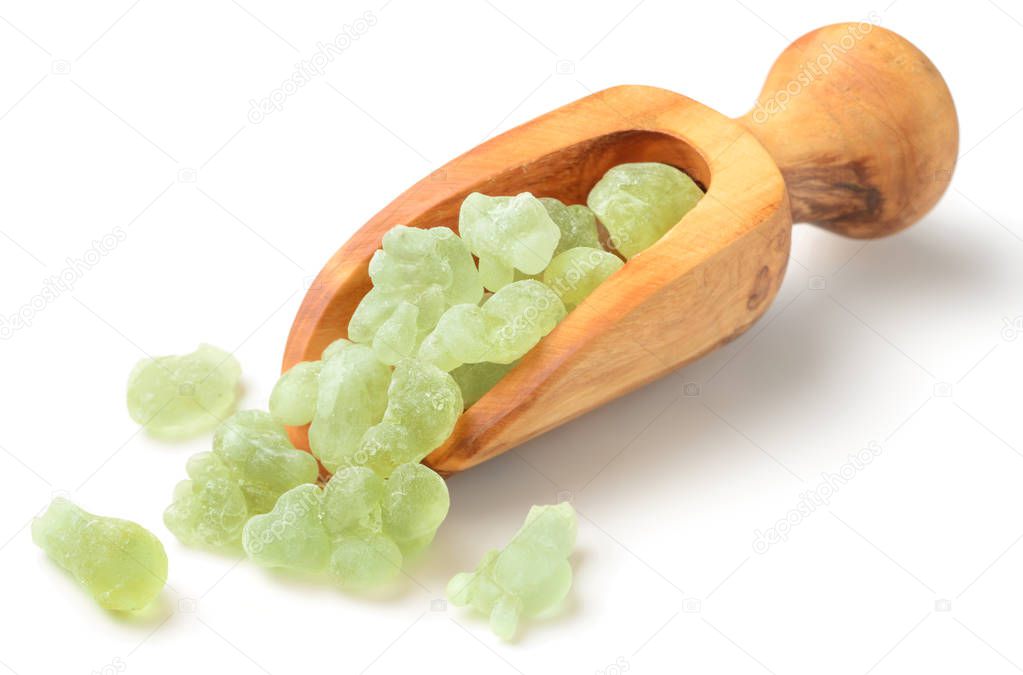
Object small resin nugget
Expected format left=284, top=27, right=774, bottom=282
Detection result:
left=356, top=358, right=463, bottom=477
left=33, top=498, right=168, bottom=611
left=243, top=463, right=449, bottom=588
left=163, top=410, right=319, bottom=549
left=459, top=192, right=561, bottom=291
left=539, top=197, right=601, bottom=255
left=587, top=162, right=704, bottom=258
left=307, top=343, right=392, bottom=473
left=126, top=343, right=240, bottom=438
left=542, top=247, right=623, bottom=310
left=348, top=225, right=483, bottom=357
left=447, top=502, right=577, bottom=640
left=417, top=280, right=566, bottom=372
left=268, top=337, right=354, bottom=427
left=268, top=360, right=321, bottom=426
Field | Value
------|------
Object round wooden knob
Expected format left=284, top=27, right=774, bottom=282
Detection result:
left=739, top=22, right=958, bottom=238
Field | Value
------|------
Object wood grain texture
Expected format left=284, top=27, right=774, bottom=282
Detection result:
left=283, top=23, right=957, bottom=475
left=739, top=23, right=958, bottom=238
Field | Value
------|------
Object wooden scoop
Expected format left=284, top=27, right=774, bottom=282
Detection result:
left=283, top=23, right=957, bottom=476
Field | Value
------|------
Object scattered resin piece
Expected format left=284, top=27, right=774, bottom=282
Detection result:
left=126, top=343, right=240, bottom=438
left=349, top=226, right=482, bottom=346
left=242, top=463, right=449, bottom=589
left=540, top=198, right=601, bottom=255
left=308, top=344, right=391, bottom=472
left=33, top=498, right=167, bottom=611
left=542, top=247, right=624, bottom=310
left=451, top=360, right=518, bottom=408
left=357, top=359, right=462, bottom=476
left=587, top=162, right=704, bottom=258
left=459, top=193, right=561, bottom=291
left=164, top=410, right=319, bottom=548
left=269, top=360, right=321, bottom=426
left=447, top=502, right=576, bottom=640
left=418, top=280, right=565, bottom=371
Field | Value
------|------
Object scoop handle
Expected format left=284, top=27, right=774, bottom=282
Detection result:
left=738, top=23, right=958, bottom=238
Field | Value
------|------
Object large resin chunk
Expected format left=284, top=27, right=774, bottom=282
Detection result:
left=540, top=198, right=601, bottom=255
left=587, top=162, right=704, bottom=258
left=126, top=343, right=240, bottom=438
left=447, top=502, right=576, bottom=640
left=459, top=193, right=561, bottom=291
left=164, top=410, right=319, bottom=548
left=357, top=359, right=462, bottom=476
left=542, top=247, right=623, bottom=310
left=242, top=463, right=449, bottom=589
left=418, top=280, right=565, bottom=371
left=308, top=344, right=391, bottom=472
left=33, top=498, right=167, bottom=611
left=349, top=226, right=482, bottom=346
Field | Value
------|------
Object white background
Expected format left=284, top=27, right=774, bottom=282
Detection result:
left=1, top=0, right=1021, bottom=673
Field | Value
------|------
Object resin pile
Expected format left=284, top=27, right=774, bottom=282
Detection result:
left=37, top=162, right=703, bottom=638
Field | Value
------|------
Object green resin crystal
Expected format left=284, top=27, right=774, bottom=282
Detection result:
left=447, top=502, right=576, bottom=640
left=349, top=226, right=482, bottom=347
left=243, top=463, right=449, bottom=589
left=484, top=281, right=565, bottom=363
left=540, top=198, right=601, bottom=255
left=459, top=193, right=561, bottom=291
left=542, top=247, right=623, bottom=310
left=322, top=465, right=385, bottom=534
left=269, top=360, right=321, bottom=426
left=372, top=301, right=419, bottom=365
left=418, top=280, right=565, bottom=371
left=379, top=462, right=451, bottom=551
left=451, top=360, right=518, bottom=408
left=329, top=532, right=404, bottom=589
left=308, top=344, right=391, bottom=472
left=165, top=453, right=248, bottom=548
left=357, top=358, right=462, bottom=476
left=33, top=498, right=167, bottom=611
left=321, top=337, right=353, bottom=361
left=587, top=162, right=704, bottom=258
left=418, top=304, right=489, bottom=371
left=242, top=484, right=330, bottom=573
left=164, top=410, right=319, bottom=549
left=126, top=343, right=240, bottom=438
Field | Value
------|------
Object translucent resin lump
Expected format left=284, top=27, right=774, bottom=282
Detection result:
left=243, top=463, right=449, bottom=589
left=447, top=502, right=577, bottom=640
left=126, top=343, right=240, bottom=438
left=587, top=162, right=704, bottom=258
left=33, top=498, right=167, bottom=611
left=163, top=410, right=319, bottom=549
